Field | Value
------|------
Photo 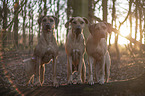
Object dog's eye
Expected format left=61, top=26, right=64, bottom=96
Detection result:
left=50, top=19, right=54, bottom=22
left=80, top=21, right=84, bottom=24
left=72, top=21, right=77, bottom=24
left=43, top=19, right=47, bottom=22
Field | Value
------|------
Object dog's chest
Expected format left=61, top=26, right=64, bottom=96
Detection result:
left=87, top=38, right=106, bottom=58
left=42, top=44, right=58, bottom=63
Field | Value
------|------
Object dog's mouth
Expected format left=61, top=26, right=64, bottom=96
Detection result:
left=99, top=34, right=105, bottom=38
left=43, top=24, right=52, bottom=32
left=47, top=29, right=52, bottom=32
left=74, top=28, right=82, bottom=38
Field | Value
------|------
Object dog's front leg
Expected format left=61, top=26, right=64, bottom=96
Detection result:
left=67, top=56, right=73, bottom=84
left=98, top=56, right=105, bottom=84
left=52, top=57, right=59, bottom=87
left=34, top=57, right=41, bottom=86
left=105, top=51, right=111, bottom=83
left=82, top=58, right=86, bottom=83
left=40, top=64, right=45, bottom=86
left=77, top=56, right=83, bottom=84
left=88, top=56, right=94, bottom=85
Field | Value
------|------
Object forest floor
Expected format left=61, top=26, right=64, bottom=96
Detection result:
left=0, top=46, right=145, bottom=95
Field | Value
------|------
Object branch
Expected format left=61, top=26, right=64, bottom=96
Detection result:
left=118, top=0, right=133, bottom=29
left=89, top=14, right=145, bottom=48
left=6, top=0, right=26, bottom=28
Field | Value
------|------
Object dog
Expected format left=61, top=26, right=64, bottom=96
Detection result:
left=23, top=15, right=59, bottom=87
left=65, top=17, right=88, bottom=84
left=86, top=22, right=112, bottom=85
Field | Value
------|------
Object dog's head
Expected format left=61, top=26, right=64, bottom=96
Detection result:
left=65, top=17, right=89, bottom=37
left=38, top=16, right=59, bottom=32
left=88, top=22, right=112, bottom=38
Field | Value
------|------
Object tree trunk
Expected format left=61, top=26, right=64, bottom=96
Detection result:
left=2, top=0, right=8, bottom=51
left=66, top=0, right=71, bottom=35
left=28, top=1, right=33, bottom=51
left=38, top=1, right=42, bottom=40
left=56, top=0, right=60, bottom=43
left=22, top=0, right=27, bottom=49
left=135, top=0, right=138, bottom=45
left=88, top=0, right=94, bottom=24
left=144, top=3, right=145, bottom=44
left=139, top=0, right=143, bottom=51
left=129, top=13, right=132, bottom=46
left=102, top=0, right=108, bottom=22
left=109, top=0, right=116, bottom=50
left=71, top=0, right=89, bottom=40
left=43, top=0, right=47, bottom=16
left=14, top=1, right=19, bottom=48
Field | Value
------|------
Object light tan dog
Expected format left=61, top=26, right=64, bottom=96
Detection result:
left=23, top=16, right=59, bottom=87
left=86, top=22, right=112, bottom=85
left=65, top=17, right=88, bottom=84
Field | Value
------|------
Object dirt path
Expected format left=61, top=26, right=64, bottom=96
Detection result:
left=0, top=49, right=145, bottom=95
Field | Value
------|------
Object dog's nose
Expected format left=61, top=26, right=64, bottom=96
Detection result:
left=76, top=26, right=81, bottom=33
left=46, top=24, right=51, bottom=29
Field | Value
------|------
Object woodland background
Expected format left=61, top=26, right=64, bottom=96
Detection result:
left=0, top=0, right=145, bottom=95
left=0, top=0, right=145, bottom=57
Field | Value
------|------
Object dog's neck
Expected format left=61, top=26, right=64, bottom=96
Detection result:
left=42, top=29, right=55, bottom=43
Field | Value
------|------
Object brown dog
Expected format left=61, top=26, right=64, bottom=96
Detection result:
left=24, top=16, right=59, bottom=87
left=65, top=17, right=88, bottom=84
left=86, top=22, right=111, bottom=85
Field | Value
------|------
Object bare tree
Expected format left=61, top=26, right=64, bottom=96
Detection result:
left=2, top=0, right=8, bottom=51
left=13, top=1, right=19, bottom=48
left=102, top=0, right=108, bottom=22
left=22, top=0, right=27, bottom=49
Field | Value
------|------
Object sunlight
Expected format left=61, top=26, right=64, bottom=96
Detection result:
left=118, top=25, right=130, bottom=45
left=120, top=25, right=130, bottom=37
left=108, top=24, right=131, bottom=45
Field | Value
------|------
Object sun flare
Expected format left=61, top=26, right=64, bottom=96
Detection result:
left=108, top=25, right=131, bottom=45
left=120, top=25, right=130, bottom=37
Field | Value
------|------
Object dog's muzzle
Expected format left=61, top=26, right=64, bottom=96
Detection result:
left=44, top=23, right=52, bottom=31
left=75, top=26, right=82, bottom=37
left=100, top=32, right=106, bottom=38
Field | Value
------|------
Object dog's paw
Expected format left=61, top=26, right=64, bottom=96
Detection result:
left=67, top=75, right=73, bottom=85
left=88, top=75, right=94, bottom=85
left=98, top=79, right=105, bottom=85
left=53, top=81, right=59, bottom=88
left=67, top=80, right=73, bottom=85
left=88, top=80, right=94, bottom=85
left=77, top=79, right=83, bottom=84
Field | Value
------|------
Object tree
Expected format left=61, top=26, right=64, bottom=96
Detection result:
left=68, top=0, right=89, bottom=40
left=22, top=0, right=27, bottom=49
left=13, top=1, right=19, bottom=48
left=2, top=0, right=8, bottom=51
left=38, top=0, right=43, bottom=39
left=102, top=0, right=108, bottom=22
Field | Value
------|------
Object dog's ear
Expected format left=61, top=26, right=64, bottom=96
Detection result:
left=82, top=17, right=89, bottom=24
left=38, top=16, right=45, bottom=25
left=65, top=18, right=74, bottom=28
left=52, top=16, right=59, bottom=29
left=104, top=22, right=112, bottom=33
left=88, top=23, right=94, bottom=33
